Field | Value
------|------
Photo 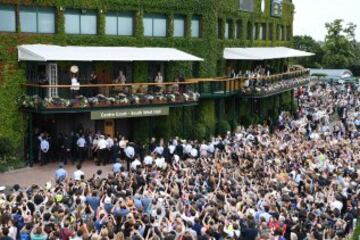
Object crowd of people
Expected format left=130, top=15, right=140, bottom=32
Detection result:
left=1, top=81, right=360, bottom=240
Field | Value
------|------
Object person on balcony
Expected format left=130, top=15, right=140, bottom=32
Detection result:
left=229, top=69, right=236, bottom=78
left=89, top=72, right=98, bottom=97
left=113, top=70, right=127, bottom=94
left=70, top=74, right=80, bottom=98
left=154, top=71, right=163, bottom=93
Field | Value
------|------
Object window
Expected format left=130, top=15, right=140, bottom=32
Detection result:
left=105, top=12, right=133, bottom=36
left=259, top=23, right=266, bottom=40
left=235, top=20, right=242, bottom=39
left=224, top=21, right=229, bottom=39
left=239, top=0, right=254, bottom=12
left=143, top=14, right=167, bottom=37
left=173, top=15, right=185, bottom=37
left=247, top=22, right=252, bottom=40
left=19, top=7, right=55, bottom=33
left=253, top=24, right=256, bottom=40
left=65, top=9, right=97, bottom=35
left=0, top=5, right=16, bottom=32
left=271, top=0, right=283, bottom=17
left=261, top=0, right=266, bottom=13
left=191, top=16, right=200, bottom=38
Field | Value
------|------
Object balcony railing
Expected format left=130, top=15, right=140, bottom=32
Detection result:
left=190, top=69, right=310, bottom=98
left=19, top=82, right=200, bottom=111
left=19, top=69, right=310, bottom=111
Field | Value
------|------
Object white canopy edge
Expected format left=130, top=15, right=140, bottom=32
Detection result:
left=18, top=44, right=204, bottom=62
left=224, top=47, right=314, bottom=60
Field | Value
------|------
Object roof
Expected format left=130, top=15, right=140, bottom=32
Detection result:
left=310, top=69, right=353, bottom=79
left=223, top=47, right=314, bottom=60
left=18, top=44, right=204, bottom=62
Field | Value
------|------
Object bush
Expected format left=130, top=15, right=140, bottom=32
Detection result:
left=0, top=137, right=15, bottom=160
left=216, top=120, right=230, bottom=136
left=191, top=123, right=207, bottom=140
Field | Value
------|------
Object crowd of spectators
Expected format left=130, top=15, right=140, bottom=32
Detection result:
left=1, top=81, right=360, bottom=240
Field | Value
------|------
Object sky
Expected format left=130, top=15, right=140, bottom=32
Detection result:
left=293, top=0, right=360, bottom=41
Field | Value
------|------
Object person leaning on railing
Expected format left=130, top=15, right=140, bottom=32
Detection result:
left=113, top=70, right=127, bottom=94
left=70, top=74, right=80, bottom=98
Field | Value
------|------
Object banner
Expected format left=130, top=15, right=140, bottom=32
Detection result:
left=91, top=107, right=169, bottom=120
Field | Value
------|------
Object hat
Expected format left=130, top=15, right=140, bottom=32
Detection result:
left=0, top=186, right=5, bottom=191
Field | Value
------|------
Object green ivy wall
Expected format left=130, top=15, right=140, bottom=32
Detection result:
left=0, top=0, right=294, bottom=154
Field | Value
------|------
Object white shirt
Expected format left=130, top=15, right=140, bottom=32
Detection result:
left=97, top=139, right=107, bottom=150
left=74, top=170, right=85, bottom=181
left=131, top=159, right=141, bottom=170
left=154, top=146, right=164, bottom=155
left=106, top=138, right=114, bottom=149
left=77, top=137, right=86, bottom=148
left=155, top=157, right=166, bottom=169
left=40, top=139, right=49, bottom=152
left=144, top=155, right=153, bottom=166
left=71, top=77, right=80, bottom=90
left=125, top=146, right=135, bottom=159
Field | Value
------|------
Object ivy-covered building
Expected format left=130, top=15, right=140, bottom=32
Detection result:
left=0, top=0, right=311, bottom=160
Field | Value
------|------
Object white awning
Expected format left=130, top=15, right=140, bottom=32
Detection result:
left=224, top=47, right=314, bottom=60
left=18, top=44, right=203, bottom=62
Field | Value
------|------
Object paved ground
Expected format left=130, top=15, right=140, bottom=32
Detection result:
left=0, top=161, right=113, bottom=188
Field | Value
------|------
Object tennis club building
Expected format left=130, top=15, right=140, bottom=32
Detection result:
left=0, top=0, right=313, bottom=161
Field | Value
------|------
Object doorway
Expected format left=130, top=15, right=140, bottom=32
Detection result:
left=104, top=119, right=115, bottom=137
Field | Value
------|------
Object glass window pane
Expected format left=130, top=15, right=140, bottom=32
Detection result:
left=191, top=17, right=200, bottom=38
left=118, top=13, right=133, bottom=36
left=153, top=16, right=166, bottom=37
left=105, top=14, right=117, bottom=35
left=173, top=16, right=185, bottom=37
left=0, top=5, right=16, bottom=32
left=225, top=22, right=229, bottom=39
left=38, top=8, right=55, bottom=33
left=80, top=13, right=97, bottom=34
left=20, top=7, right=37, bottom=33
left=143, top=16, right=153, bottom=36
left=64, top=11, right=80, bottom=34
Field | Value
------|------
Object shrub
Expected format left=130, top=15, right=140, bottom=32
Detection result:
left=0, top=137, right=15, bottom=160
left=191, top=123, right=207, bottom=140
left=216, top=120, right=230, bottom=136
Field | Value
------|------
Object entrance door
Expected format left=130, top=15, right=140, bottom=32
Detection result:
left=104, top=120, right=115, bottom=137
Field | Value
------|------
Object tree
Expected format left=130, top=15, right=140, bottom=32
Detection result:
left=293, top=35, right=324, bottom=68
left=322, top=19, right=359, bottom=69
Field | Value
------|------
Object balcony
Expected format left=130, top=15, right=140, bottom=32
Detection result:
left=18, top=70, right=311, bottom=112
left=194, top=69, right=311, bottom=98
left=19, top=82, right=200, bottom=113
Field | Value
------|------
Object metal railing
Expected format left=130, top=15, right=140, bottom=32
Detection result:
left=20, top=69, right=310, bottom=110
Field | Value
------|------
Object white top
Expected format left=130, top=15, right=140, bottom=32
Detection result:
left=71, top=77, right=80, bottom=90
left=40, top=139, right=49, bottom=152
left=106, top=138, right=114, bottom=148
left=77, top=137, right=86, bottom=148
left=144, top=155, right=153, bottom=166
left=97, top=139, right=108, bottom=150
left=74, top=170, right=85, bottom=181
left=125, top=146, right=135, bottom=158
left=131, top=159, right=141, bottom=170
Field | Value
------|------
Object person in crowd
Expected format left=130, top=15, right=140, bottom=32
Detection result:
left=39, top=135, right=49, bottom=166
left=76, top=134, right=87, bottom=163
left=73, top=164, right=85, bottom=181
left=54, top=163, right=67, bottom=182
